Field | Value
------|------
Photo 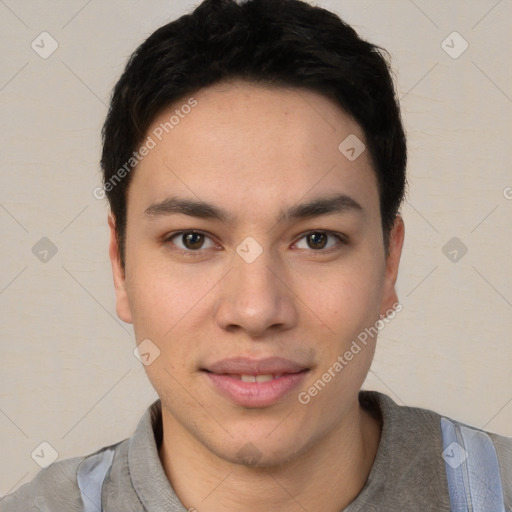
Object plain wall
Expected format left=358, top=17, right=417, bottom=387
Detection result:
left=1, top=0, right=511, bottom=495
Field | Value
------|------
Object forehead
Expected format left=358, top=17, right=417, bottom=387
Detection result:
left=128, top=80, right=380, bottom=221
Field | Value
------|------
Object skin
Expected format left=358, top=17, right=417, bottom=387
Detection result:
left=109, top=80, right=404, bottom=512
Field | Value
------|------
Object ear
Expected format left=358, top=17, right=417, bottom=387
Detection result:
left=108, top=214, right=133, bottom=324
left=379, top=215, right=405, bottom=316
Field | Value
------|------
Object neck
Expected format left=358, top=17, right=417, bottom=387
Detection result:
left=158, top=401, right=380, bottom=512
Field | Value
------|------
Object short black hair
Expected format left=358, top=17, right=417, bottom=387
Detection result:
left=101, top=0, right=407, bottom=266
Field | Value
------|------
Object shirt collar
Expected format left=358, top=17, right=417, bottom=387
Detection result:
left=128, top=399, right=187, bottom=512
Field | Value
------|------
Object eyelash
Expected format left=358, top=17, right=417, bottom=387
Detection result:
left=163, top=230, right=347, bottom=256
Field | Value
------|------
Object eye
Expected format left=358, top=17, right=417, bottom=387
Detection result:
left=166, top=231, right=216, bottom=252
left=294, top=231, right=345, bottom=251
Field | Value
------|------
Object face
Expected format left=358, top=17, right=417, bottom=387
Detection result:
left=109, top=80, right=403, bottom=467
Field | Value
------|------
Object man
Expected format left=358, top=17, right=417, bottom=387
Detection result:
left=1, top=0, right=510, bottom=510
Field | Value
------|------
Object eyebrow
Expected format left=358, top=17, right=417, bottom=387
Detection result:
left=144, top=193, right=364, bottom=224
left=281, top=194, right=364, bottom=223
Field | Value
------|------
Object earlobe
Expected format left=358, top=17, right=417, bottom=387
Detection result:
left=108, top=214, right=133, bottom=324
left=380, top=215, right=405, bottom=316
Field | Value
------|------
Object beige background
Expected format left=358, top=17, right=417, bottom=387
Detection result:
left=1, top=0, right=511, bottom=496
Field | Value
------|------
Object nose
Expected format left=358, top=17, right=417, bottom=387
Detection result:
left=213, top=249, right=298, bottom=338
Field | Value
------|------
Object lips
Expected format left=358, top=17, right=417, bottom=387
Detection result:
left=202, top=357, right=309, bottom=407
left=204, top=356, right=306, bottom=376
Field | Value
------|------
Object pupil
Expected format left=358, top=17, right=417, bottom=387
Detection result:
left=184, top=233, right=203, bottom=250
left=309, top=232, right=326, bottom=249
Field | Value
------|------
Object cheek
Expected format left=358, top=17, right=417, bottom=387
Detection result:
left=302, top=255, right=385, bottom=334
left=299, top=262, right=384, bottom=410
left=125, top=262, right=204, bottom=386
left=124, top=252, right=228, bottom=364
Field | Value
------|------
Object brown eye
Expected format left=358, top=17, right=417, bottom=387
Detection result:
left=182, top=232, right=204, bottom=250
left=307, top=232, right=328, bottom=249
left=294, top=231, right=345, bottom=251
left=168, top=231, right=215, bottom=251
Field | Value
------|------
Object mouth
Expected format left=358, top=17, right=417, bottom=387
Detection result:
left=222, top=373, right=285, bottom=382
left=203, top=356, right=308, bottom=376
left=201, top=357, right=310, bottom=407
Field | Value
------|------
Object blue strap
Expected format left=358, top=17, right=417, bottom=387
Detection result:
left=76, top=448, right=115, bottom=512
left=441, top=417, right=505, bottom=512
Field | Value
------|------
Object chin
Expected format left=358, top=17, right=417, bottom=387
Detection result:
left=209, top=427, right=315, bottom=470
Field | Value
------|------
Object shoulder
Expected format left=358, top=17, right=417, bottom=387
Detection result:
left=0, top=441, right=127, bottom=512
left=0, top=456, right=84, bottom=512
left=361, top=389, right=511, bottom=449
left=360, top=390, right=512, bottom=505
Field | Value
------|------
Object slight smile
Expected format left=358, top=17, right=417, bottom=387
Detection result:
left=202, top=357, right=311, bottom=408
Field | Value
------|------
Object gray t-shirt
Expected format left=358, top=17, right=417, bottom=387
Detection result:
left=1, top=391, right=510, bottom=511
